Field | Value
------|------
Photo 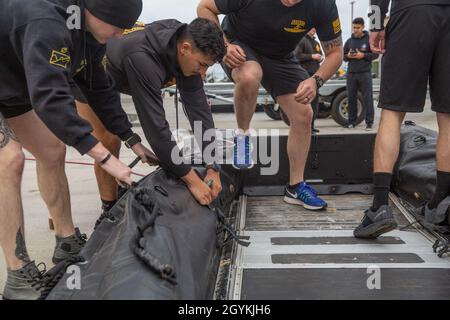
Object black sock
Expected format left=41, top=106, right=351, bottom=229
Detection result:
left=288, top=182, right=302, bottom=190
left=371, top=173, right=392, bottom=211
left=429, top=171, right=450, bottom=209
left=101, top=199, right=117, bottom=212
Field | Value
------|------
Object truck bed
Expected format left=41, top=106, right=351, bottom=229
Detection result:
left=222, top=194, right=450, bottom=300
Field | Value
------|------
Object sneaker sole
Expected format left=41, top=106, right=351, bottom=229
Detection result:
left=409, top=210, right=450, bottom=233
left=52, top=257, right=65, bottom=264
left=283, top=196, right=327, bottom=211
left=354, top=219, right=398, bottom=239
left=52, top=254, right=78, bottom=265
left=232, top=163, right=254, bottom=170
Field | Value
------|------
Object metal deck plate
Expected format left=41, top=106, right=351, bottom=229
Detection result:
left=229, top=195, right=450, bottom=300
left=240, top=268, right=450, bottom=300
left=245, top=195, right=409, bottom=231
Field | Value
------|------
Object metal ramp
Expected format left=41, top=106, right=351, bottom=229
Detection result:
left=225, top=194, right=450, bottom=300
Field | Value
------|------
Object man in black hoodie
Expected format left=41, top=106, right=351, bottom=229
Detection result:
left=354, top=0, right=450, bottom=239
left=0, top=0, right=152, bottom=300
left=106, top=18, right=226, bottom=206
left=343, top=18, right=378, bottom=130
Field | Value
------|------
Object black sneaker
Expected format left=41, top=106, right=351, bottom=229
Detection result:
left=2, top=261, right=46, bottom=300
left=312, top=127, right=320, bottom=134
left=412, top=197, right=450, bottom=232
left=94, top=206, right=114, bottom=230
left=365, top=124, right=373, bottom=131
left=354, top=205, right=398, bottom=238
left=52, top=228, right=87, bottom=264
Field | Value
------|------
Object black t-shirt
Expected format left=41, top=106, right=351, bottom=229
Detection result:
left=371, top=0, right=450, bottom=24
left=215, top=0, right=342, bottom=58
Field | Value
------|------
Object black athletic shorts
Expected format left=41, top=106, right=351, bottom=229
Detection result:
left=380, top=5, right=450, bottom=113
left=0, top=98, right=32, bottom=119
left=0, top=84, right=88, bottom=119
left=221, top=39, right=309, bottom=99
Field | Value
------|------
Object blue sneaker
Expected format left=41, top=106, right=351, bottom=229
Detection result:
left=284, top=182, right=327, bottom=210
left=232, top=132, right=254, bottom=170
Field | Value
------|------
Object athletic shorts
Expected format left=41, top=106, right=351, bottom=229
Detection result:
left=0, top=98, right=32, bottom=119
left=0, top=83, right=88, bottom=119
left=379, top=5, right=450, bottom=113
left=221, top=39, right=309, bottom=99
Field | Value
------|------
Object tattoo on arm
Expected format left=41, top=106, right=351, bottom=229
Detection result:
left=0, top=113, right=18, bottom=148
left=15, top=228, right=31, bottom=263
left=321, top=35, right=343, bottom=52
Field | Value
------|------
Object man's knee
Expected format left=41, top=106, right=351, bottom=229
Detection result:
left=0, top=143, right=25, bottom=178
left=380, top=109, right=406, bottom=125
left=289, top=105, right=314, bottom=127
left=35, top=140, right=66, bottom=166
left=233, top=65, right=263, bottom=90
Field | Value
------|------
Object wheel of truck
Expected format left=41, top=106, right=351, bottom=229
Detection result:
left=263, top=103, right=282, bottom=120
left=331, top=91, right=365, bottom=126
left=280, top=109, right=290, bottom=126
left=317, top=103, right=331, bottom=119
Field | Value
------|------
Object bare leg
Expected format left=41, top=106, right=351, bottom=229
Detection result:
left=231, top=61, right=263, bottom=131
left=7, top=111, right=74, bottom=237
left=373, top=110, right=406, bottom=173
left=0, top=113, right=28, bottom=270
left=277, top=94, right=313, bottom=185
left=76, top=101, right=121, bottom=202
left=436, top=112, right=450, bottom=172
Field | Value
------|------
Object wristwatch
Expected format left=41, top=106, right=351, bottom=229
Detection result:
left=124, top=133, right=142, bottom=149
left=313, top=75, right=325, bottom=89
left=205, top=162, right=221, bottom=173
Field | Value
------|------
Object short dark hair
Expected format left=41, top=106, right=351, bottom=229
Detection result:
left=352, top=17, right=365, bottom=26
left=181, top=18, right=226, bottom=63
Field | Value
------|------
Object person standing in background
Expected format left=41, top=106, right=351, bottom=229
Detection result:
left=343, top=17, right=378, bottom=130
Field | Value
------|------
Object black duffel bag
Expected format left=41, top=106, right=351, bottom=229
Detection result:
left=392, top=122, right=449, bottom=227
left=46, top=167, right=246, bottom=300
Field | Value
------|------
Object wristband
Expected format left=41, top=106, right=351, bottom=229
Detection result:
left=99, top=153, right=112, bottom=165
left=124, top=133, right=142, bottom=149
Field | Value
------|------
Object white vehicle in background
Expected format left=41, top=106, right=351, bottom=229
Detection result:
left=163, top=65, right=380, bottom=127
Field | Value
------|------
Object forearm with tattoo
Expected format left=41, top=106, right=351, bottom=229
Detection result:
left=321, top=35, right=343, bottom=52
left=314, top=35, right=344, bottom=82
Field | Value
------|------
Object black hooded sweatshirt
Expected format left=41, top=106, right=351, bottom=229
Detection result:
left=344, top=31, right=378, bottom=74
left=0, top=0, right=133, bottom=154
left=106, top=19, right=216, bottom=178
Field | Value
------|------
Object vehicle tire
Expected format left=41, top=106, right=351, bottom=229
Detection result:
left=331, top=91, right=365, bottom=127
left=280, top=108, right=290, bottom=126
left=263, top=103, right=282, bottom=120
left=317, top=103, right=331, bottom=119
